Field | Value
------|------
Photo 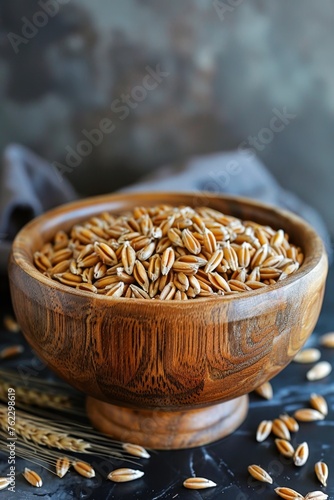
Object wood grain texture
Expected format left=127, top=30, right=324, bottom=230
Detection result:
left=8, top=192, right=328, bottom=448
left=86, top=395, right=249, bottom=449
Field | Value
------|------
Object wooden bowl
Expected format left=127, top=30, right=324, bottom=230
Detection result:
left=8, top=192, right=328, bottom=449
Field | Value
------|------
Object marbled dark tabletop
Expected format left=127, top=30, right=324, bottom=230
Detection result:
left=0, top=265, right=333, bottom=500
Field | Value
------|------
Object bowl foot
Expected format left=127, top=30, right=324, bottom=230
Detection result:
left=86, top=395, right=248, bottom=450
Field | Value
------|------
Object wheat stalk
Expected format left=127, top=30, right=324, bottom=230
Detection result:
left=0, top=406, right=90, bottom=452
left=0, top=404, right=146, bottom=465
left=0, top=380, right=72, bottom=411
left=0, top=369, right=83, bottom=414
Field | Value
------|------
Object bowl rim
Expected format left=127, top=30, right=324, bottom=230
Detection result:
left=10, top=191, right=328, bottom=305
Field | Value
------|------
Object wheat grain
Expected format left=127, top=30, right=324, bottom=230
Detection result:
left=0, top=344, right=24, bottom=359
left=309, top=393, right=328, bottom=416
left=35, top=204, right=303, bottom=299
left=275, top=439, right=295, bottom=458
left=77, top=283, right=98, bottom=293
left=161, top=247, right=175, bottom=275
left=272, top=419, right=291, bottom=440
left=319, top=332, right=334, bottom=348
left=105, top=282, right=125, bottom=298
left=0, top=477, right=11, bottom=490
left=51, top=248, right=73, bottom=265
left=3, top=315, right=20, bottom=333
left=294, top=408, right=325, bottom=422
left=22, top=468, right=43, bottom=487
left=94, top=261, right=108, bottom=280
left=293, top=348, right=321, bottom=363
left=73, top=460, right=95, bottom=478
left=183, top=477, right=217, bottom=489
left=254, top=381, right=273, bottom=400
left=54, top=272, right=82, bottom=287
left=167, top=228, right=183, bottom=247
left=137, top=241, right=156, bottom=261
left=160, top=282, right=177, bottom=300
left=0, top=381, right=72, bottom=410
left=34, top=252, right=52, bottom=271
left=274, top=486, right=304, bottom=499
left=304, top=492, right=328, bottom=500
left=77, top=253, right=100, bottom=268
left=203, top=229, right=217, bottom=253
left=248, top=464, right=273, bottom=484
left=306, top=361, right=332, bottom=381
left=108, top=468, right=144, bottom=483
left=122, top=443, right=150, bottom=459
left=279, top=414, right=299, bottom=432
left=293, top=442, right=309, bottom=466
left=121, top=243, right=136, bottom=274
left=256, top=420, right=272, bottom=442
left=0, top=407, right=90, bottom=452
left=56, top=457, right=71, bottom=478
left=314, top=461, right=328, bottom=487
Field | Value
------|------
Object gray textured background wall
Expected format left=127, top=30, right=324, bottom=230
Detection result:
left=1, top=0, right=333, bottom=235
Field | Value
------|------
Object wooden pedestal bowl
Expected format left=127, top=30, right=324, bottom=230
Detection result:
left=8, top=192, right=328, bottom=449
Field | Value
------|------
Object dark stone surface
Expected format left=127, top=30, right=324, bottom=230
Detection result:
left=0, top=262, right=333, bottom=499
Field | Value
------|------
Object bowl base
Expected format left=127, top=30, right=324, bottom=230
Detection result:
left=86, top=395, right=248, bottom=450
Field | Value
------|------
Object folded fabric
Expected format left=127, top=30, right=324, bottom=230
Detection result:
left=0, top=144, right=331, bottom=273
left=0, top=144, right=77, bottom=271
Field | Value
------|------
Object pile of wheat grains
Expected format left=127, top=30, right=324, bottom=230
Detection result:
left=33, top=204, right=304, bottom=299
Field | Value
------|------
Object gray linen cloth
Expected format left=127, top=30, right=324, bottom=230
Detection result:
left=0, top=144, right=331, bottom=273
left=0, top=144, right=77, bottom=271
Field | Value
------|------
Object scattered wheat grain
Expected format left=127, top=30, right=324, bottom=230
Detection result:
left=274, top=486, right=304, bottom=499
left=306, top=361, right=332, bottom=381
left=256, top=420, right=272, bottom=442
left=122, top=443, right=150, bottom=459
left=183, top=477, right=217, bottom=489
left=293, top=348, right=321, bottom=364
left=309, top=393, right=328, bottom=416
left=293, top=442, right=309, bottom=466
left=247, top=464, right=273, bottom=484
left=108, top=468, right=144, bottom=483
left=314, top=461, right=328, bottom=487
left=294, top=408, right=325, bottom=422
left=22, top=468, right=43, bottom=487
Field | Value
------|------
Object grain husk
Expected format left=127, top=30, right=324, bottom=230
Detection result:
left=183, top=477, right=217, bottom=489
left=314, top=461, right=328, bottom=487
left=275, top=439, right=295, bottom=458
left=256, top=420, right=272, bottom=442
left=274, top=486, right=304, bottom=499
left=309, top=393, right=328, bottom=416
left=293, top=348, right=321, bottom=364
left=22, top=468, right=43, bottom=487
left=319, top=332, right=334, bottom=348
left=304, top=492, right=328, bottom=500
left=254, top=381, right=273, bottom=400
left=272, top=419, right=291, bottom=440
left=306, top=361, right=332, bottom=381
left=293, top=442, right=309, bottom=466
left=73, top=461, right=95, bottom=478
left=247, top=464, right=272, bottom=484
left=108, top=468, right=144, bottom=483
